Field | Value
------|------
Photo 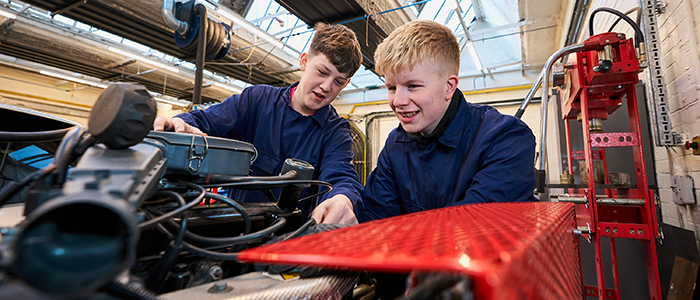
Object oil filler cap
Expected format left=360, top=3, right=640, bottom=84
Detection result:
left=88, top=83, right=157, bottom=149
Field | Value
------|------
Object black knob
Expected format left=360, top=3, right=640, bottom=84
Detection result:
left=88, top=83, right=157, bottom=149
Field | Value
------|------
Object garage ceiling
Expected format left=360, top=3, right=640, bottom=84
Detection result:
left=0, top=0, right=571, bottom=104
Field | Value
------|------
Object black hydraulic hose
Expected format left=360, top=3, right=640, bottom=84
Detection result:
left=151, top=217, right=287, bottom=261
left=608, top=7, right=642, bottom=33
left=138, top=182, right=206, bottom=229
left=0, top=164, right=55, bottom=207
left=100, top=280, right=161, bottom=300
left=180, top=191, right=251, bottom=234
left=52, top=126, right=86, bottom=184
left=205, top=171, right=298, bottom=190
left=281, top=218, right=316, bottom=242
left=0, top=128, right=71, bottom=142
left=589, top=7, right=643, bottom=47
left=207, top=171, right=298, bottom=184
left=397, top=274, right=462, bottom=300
left=201, top=180, right=333, bottom=202
left=180, top=217, right=286, bottom=261
left=163, top=212, right=284, bottom=246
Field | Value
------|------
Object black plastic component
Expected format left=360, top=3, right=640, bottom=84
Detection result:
left=146, top=241, right=182, bottom=293
left=598, top=60, right=613, bottom=73
left=278, top=159, right=315, bottom=212
left=12, top=142, right=166, bottom=294
left=88, top=83, right=157, bottom=149
left=175, top=0, right=195, bottom=24
left=536, top=169, right=547, bottom=193
left=514, top=108, right=525, bottom=119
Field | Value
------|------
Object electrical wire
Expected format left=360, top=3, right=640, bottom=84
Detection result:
left=138, top=182, right=206, bottom=229
left=281, top=218, right=316, bottom=242
left=180, top=191, right=251, bottom=235
left=149, top=216, right=287, bottom=261
left=156, top=210, right=281, bottom=247
left=202, top=180, right=333, bottom=203
left=158, top=191, right=188, bottom=247
left=588, top=7, right=643, bottom=47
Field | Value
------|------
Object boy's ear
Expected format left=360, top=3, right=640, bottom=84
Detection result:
left=299, top=53, right=308, bottom=71
left=445, top=74, right=459, bottom=100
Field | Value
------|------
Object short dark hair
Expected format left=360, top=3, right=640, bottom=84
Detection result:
left=308, top=23, right=363, bottom=78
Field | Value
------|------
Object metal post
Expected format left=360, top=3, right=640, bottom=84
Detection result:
left=193, top=4, right=206, bottom=106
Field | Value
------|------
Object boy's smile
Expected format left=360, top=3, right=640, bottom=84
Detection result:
left=385, top=61, right=458, bottom=135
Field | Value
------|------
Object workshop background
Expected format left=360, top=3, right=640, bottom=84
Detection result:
left=0, top=0, right=699, bottom=267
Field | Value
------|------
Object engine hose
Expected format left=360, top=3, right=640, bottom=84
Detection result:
left=0, top=128, right=71, bottom=142
left=588, top=7, right=643, bottom=47
left=398, top=274, right=462, bottom=300
left=100, top=280, right=161, bottom=300
left=152, top=217, right=286, bottom=261
left=138, top=182, right=206, bottom=229
left=281, top=218, right=316, bottom=242
left=163, top=212, right=283, bottom=246
left=52, top=126, right=87, bottom=184
left=180, top=191, right=251, bottom=234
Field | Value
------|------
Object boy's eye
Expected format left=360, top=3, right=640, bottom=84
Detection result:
left=387, top=86, right=396, bottom=91
left=319, top=70, right=328, bottom=76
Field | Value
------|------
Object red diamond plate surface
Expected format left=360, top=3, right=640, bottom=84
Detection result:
left=239, top=202, right=582, bottom=300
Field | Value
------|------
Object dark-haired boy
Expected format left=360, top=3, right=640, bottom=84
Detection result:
left=154, top=23, right=364, bottom=224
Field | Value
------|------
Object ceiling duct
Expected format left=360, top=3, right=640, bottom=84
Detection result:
left=17, top=0, right=302, bottom=86
left=0, top=13, right=238, bottom=102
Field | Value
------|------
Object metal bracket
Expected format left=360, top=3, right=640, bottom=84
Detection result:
left=655, top=0, right=667, bottom=14
left=188, top=135, right=208, bottom=173
left=640, top=0, right=681, bottom=146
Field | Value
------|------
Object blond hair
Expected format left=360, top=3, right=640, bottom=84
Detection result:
left=374, top=20, right=460, bottom=77
left=308, top=23, right=363, bottom=77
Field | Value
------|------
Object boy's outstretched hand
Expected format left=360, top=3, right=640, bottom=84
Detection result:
left=311, top=194, right=358, bottom=225
left=153, top=117, right=207, bottom=136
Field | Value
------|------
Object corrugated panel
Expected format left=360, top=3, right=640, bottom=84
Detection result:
left=239, top=202, right=583, bottom=300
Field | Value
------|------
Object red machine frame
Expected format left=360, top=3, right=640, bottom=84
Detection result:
left=560, top=32, right=661, bottom=300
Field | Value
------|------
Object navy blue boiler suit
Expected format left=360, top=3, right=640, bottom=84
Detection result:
left=176, top=83, right=363, bottom=218
left=362, top=95, right=537, bottom=222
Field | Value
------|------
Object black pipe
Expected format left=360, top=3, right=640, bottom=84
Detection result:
left=588, top=7, right=643, bottom=47
left=0, top=128, right=71, bottom=142
left=193, top=4, right=206, bottom=106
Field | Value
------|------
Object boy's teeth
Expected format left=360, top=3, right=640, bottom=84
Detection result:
left=401, top=112, right=417, bottom=117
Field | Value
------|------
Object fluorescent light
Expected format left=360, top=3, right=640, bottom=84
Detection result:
left=108, top=46, right=180, bottom=73
left=154, top=97, right=189, bottom=108
left=40, top=70, right=108, bottom=88
left=0, top=9, right=16, bottom=19
left=465, top=41, right=483, bottom=72
left=213, top=82, right=242, bottom=93
left=216, top=8, right=284, bottom=48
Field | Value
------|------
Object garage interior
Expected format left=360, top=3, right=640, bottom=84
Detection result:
left=1, top=0, right=700, bottom=299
